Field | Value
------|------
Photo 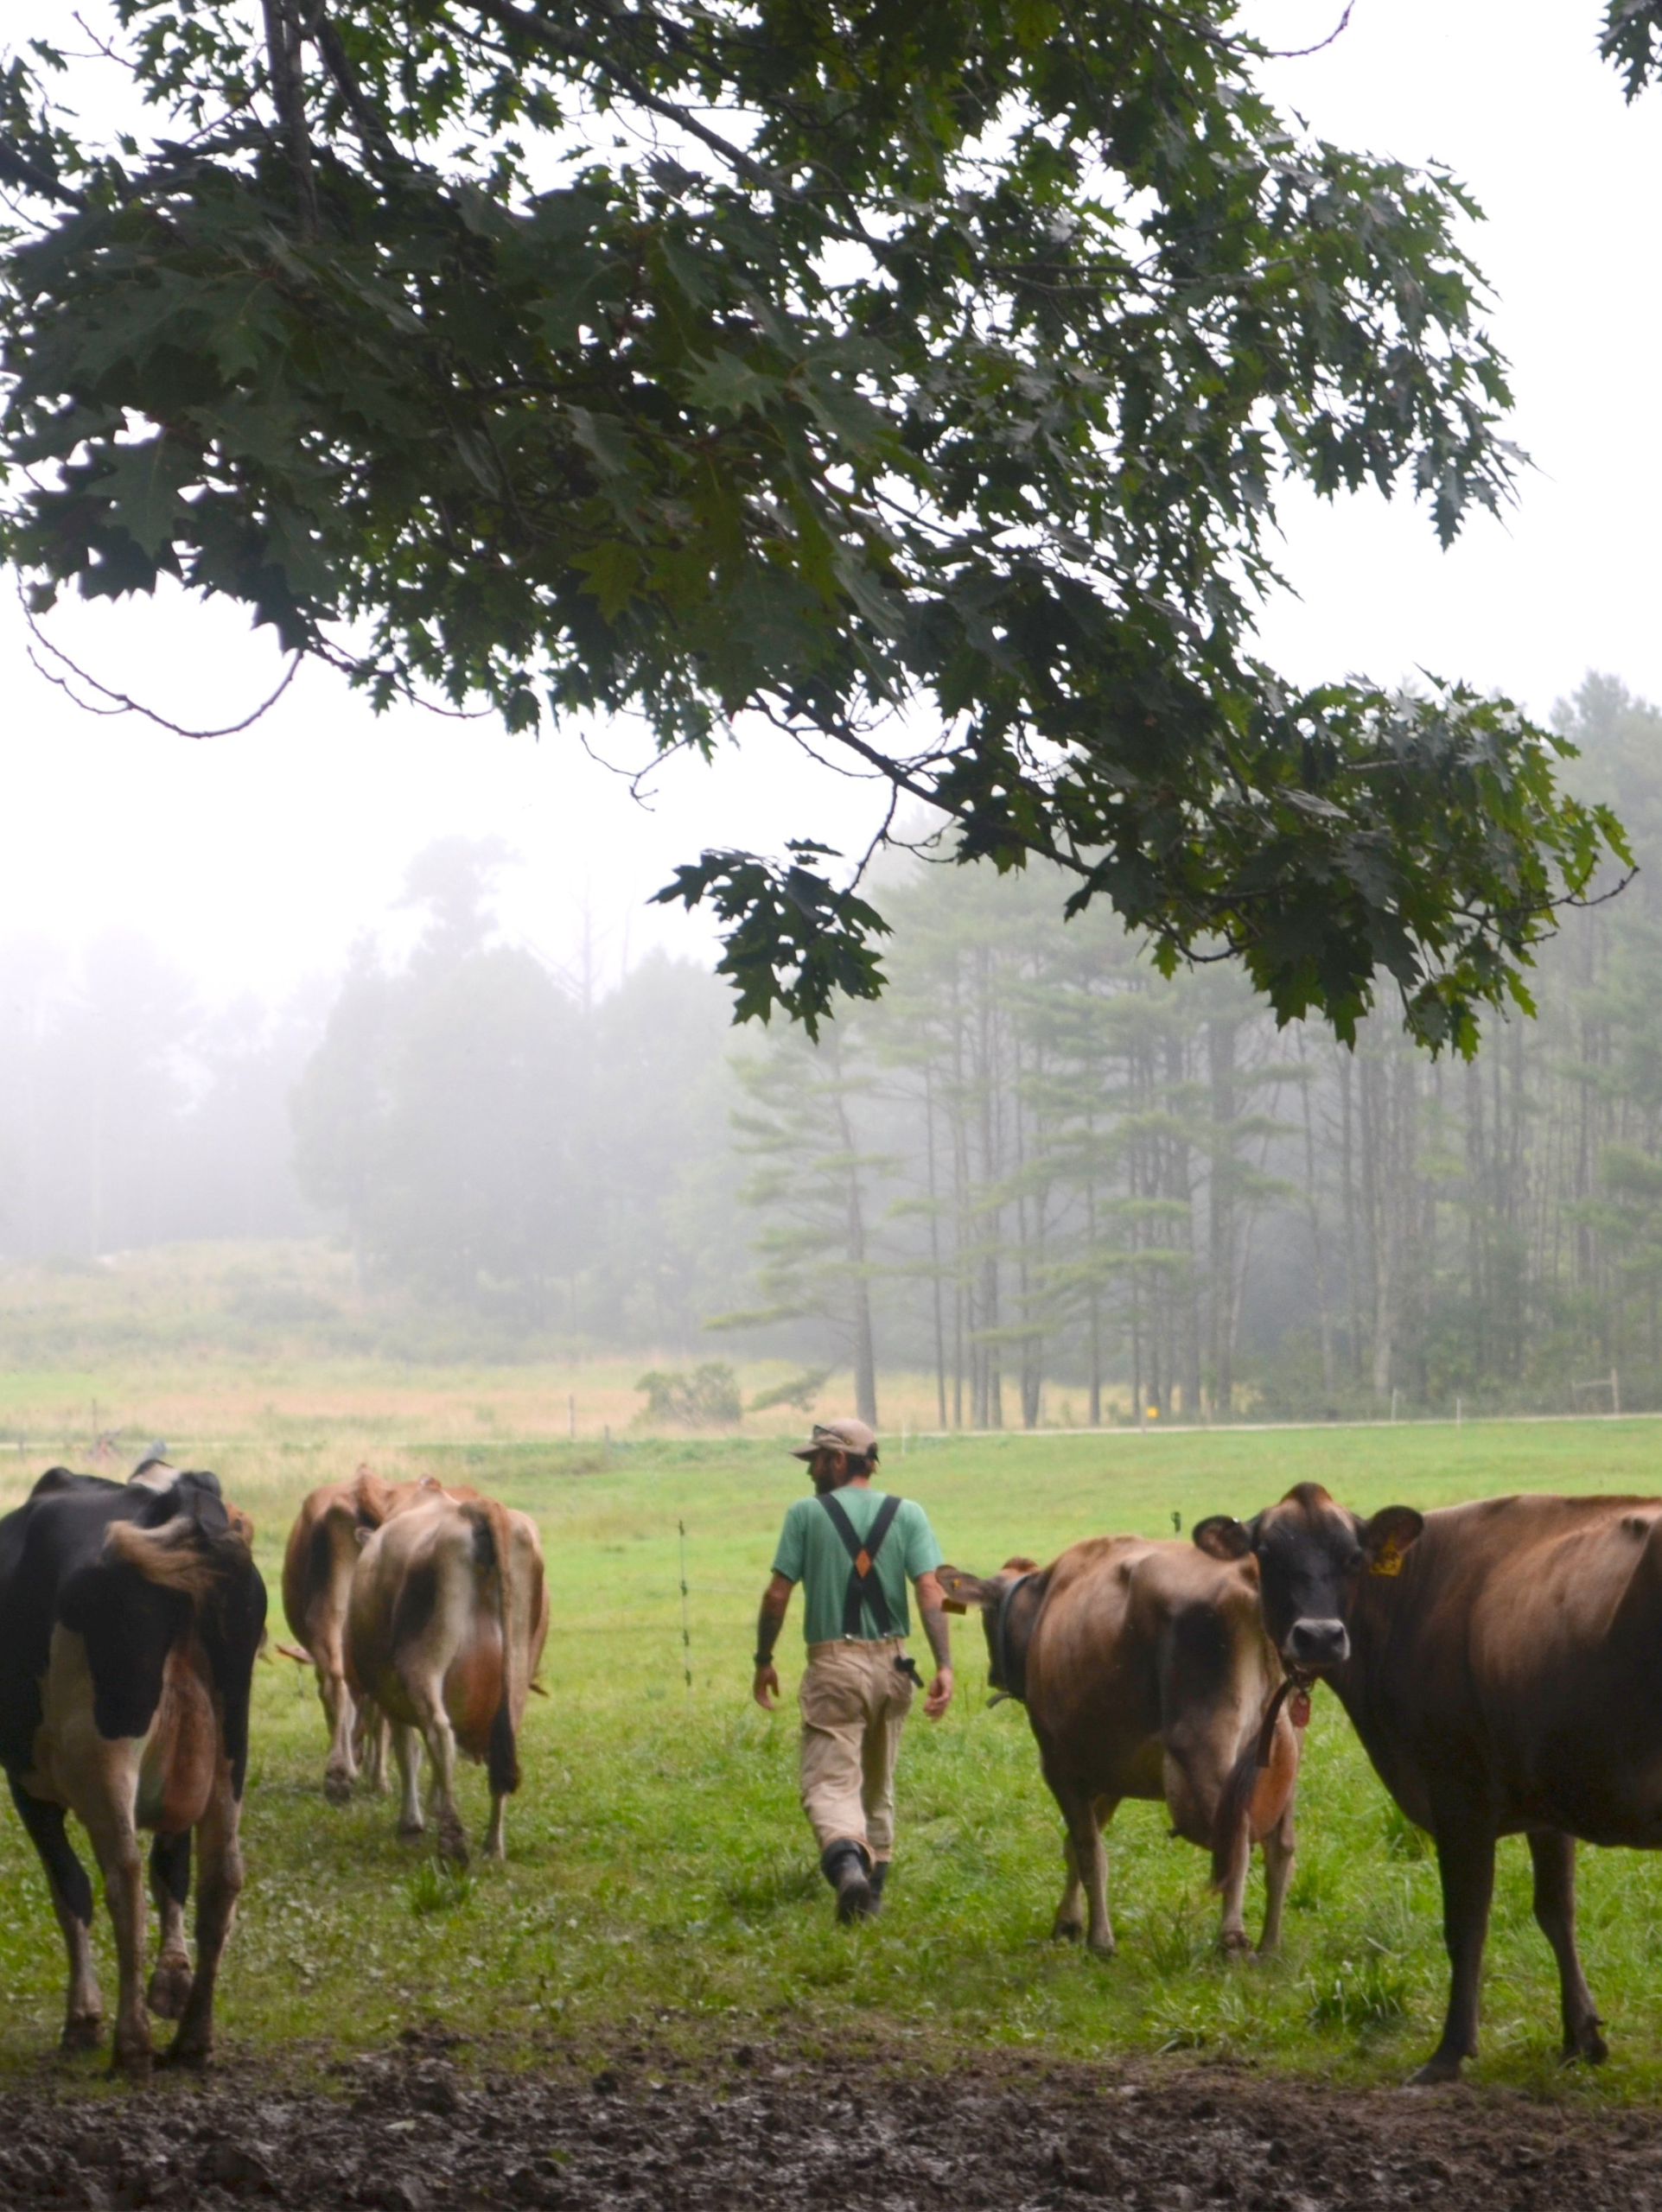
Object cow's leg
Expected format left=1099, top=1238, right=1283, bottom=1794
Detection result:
left=392, top=1723, right=425, bottom=1839
left=1053, top=1831, right=1085, bottom=1942
left=411, top=1683, right=468, bottom=1865
left=162, top=1766, right=244, bottom=2069
left=320, top=1658, right=358, bottom=1806
left=1215, top=1817, right=1253, bottom=1955
left=1527, top=1828, right=1607, bottom=2065
left=358, top=1700, right=390, bottom=1795
left=1258, top=1805, right=1296, bottom=1956
left=1050, top=1783, right=1115, bottom=1955
left=484, top=1789, right=507, bottom=1861
left=81, top=1792, right=153, bottom=2075
left=7, top=1779, right=102, bottom=2051
left=146, top=1831, right=194, bottom=2019
left=1412, top=1820, right=1496, bottom=2085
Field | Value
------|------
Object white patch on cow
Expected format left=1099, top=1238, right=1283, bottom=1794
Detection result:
left=127, top=1460, right=180, bottom=1493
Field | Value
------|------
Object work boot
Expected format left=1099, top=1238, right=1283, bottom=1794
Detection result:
left=820, top=1840, right=874, bottom=1923
left=868, top=1859, right=888, bottom=1914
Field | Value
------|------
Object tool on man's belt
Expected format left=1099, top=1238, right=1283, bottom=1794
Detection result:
left=895, top=1654, right=924, bottom=1687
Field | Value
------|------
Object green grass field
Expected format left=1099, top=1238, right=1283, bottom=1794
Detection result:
left=8, top=1413, right=1662, bottom=2096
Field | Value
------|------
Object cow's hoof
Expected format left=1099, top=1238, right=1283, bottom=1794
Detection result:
left=398, top=1817, right=426, bottom=1840
left=437, top=1820, right=470, bottom=1868
left=1405, top=2051, right=1465, bottom=2087
left=1219, top=1930, right=1254, bottom=1958
left=60, top=2013, right=103, bottom=2054
left=1051, top=1919, right=1083, bottom=1945
left=324, top=1770, right=353, bottom=1807
left=159, top=2035, right=211, bottom=2071
left=1563, top=2024, right=1609, bottom=2067
left=147, top=1960, right=194, bottom=2020
left=1085, top=1934, right=1116, bottom=1958
left=110, top=2039, right=153, bottom=2081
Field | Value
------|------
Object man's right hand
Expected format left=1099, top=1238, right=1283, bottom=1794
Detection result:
left=753, top=1662, right=780, bottom=1711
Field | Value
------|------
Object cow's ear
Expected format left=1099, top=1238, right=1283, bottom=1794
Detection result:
left=937, top=1565, right=997, bottom=1613
left=1193, top=1516, right=1253, bottom=1561
left=1361, top=1505, right=1424, bottom=1578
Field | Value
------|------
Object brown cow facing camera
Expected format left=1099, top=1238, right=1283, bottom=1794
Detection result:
left=1194, top=1480, right=1662, bottom=2083
left=939, top=1535, right=1302, bottom=1956
left=347, top=1484, right=548, bottom=1864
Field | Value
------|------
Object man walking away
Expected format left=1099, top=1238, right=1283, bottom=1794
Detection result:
left=752, top=1418, right=953, bottom=1922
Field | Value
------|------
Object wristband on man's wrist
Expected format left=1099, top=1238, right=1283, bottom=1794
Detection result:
left=753, top=1650, right=773, bottom=1669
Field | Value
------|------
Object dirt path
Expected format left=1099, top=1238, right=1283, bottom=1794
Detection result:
left=2, top=2037, right=1659, bottom=2210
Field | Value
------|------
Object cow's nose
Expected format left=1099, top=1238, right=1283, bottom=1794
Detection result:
left=1287, top=1618, right=1349, bottom=1668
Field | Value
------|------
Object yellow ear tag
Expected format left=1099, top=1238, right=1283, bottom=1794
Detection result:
left=1369, top=1538, right=1404, bottom=1578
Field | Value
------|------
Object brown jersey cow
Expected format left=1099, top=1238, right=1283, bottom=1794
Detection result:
left=1192, top=1481, right=1662, bottom=2083
left=281, top=1465, right=404, bottom=1803
left=347, top=1487, right=548, bottom=1865
left=940, top=1536, right=1301, bottom=1956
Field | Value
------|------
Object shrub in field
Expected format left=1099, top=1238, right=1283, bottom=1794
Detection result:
left=748, top=1370, right=831, bottom=1416
left=634, top=1364, right=743, bottom=1427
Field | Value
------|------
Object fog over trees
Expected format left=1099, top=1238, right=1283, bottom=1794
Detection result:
left=2, top=677, right=1660, bottom=1417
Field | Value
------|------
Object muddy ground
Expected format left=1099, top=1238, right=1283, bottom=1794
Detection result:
left=3, top=2034, right=1661, bottom=2212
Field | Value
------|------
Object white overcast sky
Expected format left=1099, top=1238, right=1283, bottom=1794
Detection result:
left=0, top=0, right=1658, bottom=1009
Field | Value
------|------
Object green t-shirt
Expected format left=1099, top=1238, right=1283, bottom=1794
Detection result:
left=771, top=1487, right=944, bottom=1645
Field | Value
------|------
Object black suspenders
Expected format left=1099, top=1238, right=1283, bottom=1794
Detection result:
left=818, top=1491, right=904, bottom=1637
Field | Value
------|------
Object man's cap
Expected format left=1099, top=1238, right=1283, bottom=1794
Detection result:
left=791, top=1418, right=879, bottom=1462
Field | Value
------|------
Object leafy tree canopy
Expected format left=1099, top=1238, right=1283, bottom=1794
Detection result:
left=2, top=0, right=1655, bottom=1049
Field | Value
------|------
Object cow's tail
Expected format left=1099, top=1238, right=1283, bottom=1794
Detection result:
left=106, top=1510, right=252, bottom=1599
left=472, top=1499, right=532, bottom=1798
left=1208, top=1736, right=1260, bottom=1891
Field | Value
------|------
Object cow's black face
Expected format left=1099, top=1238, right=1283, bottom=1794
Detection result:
left=1194, top=1484, right=1423, bottom=1675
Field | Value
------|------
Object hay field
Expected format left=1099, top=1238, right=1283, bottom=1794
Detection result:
left=7, top=1398, right=1662, bottom=2094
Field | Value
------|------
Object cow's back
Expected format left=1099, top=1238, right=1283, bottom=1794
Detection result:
left=1343, top=1492, right=1662, bottom=1842
left=283, top=1469, right=399, bottom=1649
left=347, top=1494, right=474, bottom=1714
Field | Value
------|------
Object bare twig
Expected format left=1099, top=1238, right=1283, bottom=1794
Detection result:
left=1262, top=1, right=1357, bottom=60
left=21, top=592, right=302, bottom=737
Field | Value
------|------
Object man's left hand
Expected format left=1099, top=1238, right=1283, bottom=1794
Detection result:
left=924, top=1665, right=953, bottom=1720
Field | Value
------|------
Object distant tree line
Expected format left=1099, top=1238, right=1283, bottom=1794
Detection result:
left=6, top=680, right=1662, bottom=1413
left=727, top=677, right=1662, bottom=1424
left=289, top=841, right=748, bottom=1344
left=0, top=934, right=320, bottom=1256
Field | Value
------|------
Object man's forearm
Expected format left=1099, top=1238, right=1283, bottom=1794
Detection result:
left=755, top=1573, right=793, bottom=1665
left=919, top=1600, right=952, bottom=1675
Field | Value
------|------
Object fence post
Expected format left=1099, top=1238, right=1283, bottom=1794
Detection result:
left=678, top=1520, right=692, bottom=1699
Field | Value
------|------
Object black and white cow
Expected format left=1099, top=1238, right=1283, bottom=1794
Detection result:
left=0, top=1465, right=266, bottom=2074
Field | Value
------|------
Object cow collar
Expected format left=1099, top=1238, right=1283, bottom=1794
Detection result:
left=989, top=1572, right=1037, bottom=1707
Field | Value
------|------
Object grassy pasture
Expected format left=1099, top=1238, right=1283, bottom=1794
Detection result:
left=7, top=1410, right=1662, bottom=2094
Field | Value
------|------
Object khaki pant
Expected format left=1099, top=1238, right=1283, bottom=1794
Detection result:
left=799, top=1637, right=915, bottom=1865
